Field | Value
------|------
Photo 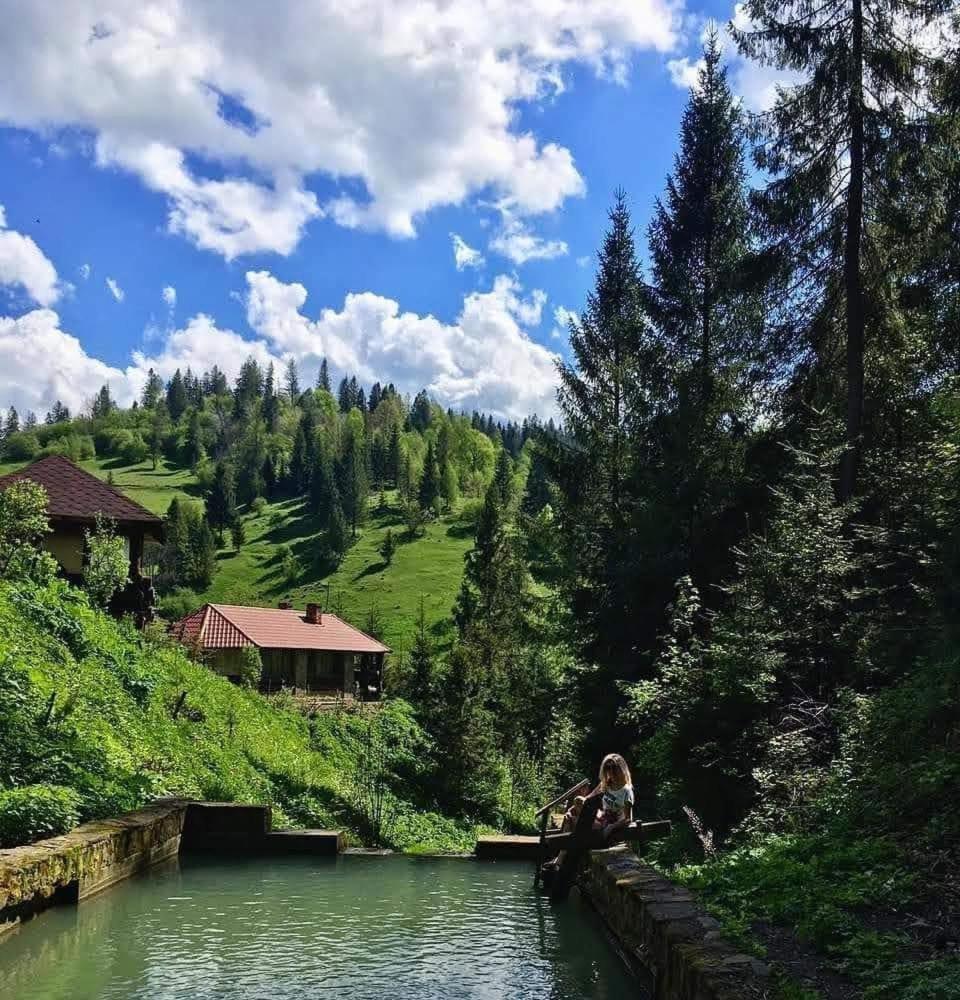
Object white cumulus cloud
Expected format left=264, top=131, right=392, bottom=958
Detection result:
left=489, top=214, right=568, bottom=265
left=0, top=205, right=61, bottom=306
left=243, top=270, right=558, bottom=419
left=105, top=277, right=125, bottom=302
left=0, top=1, right=681, bottom=257
left=162, top=285, right=177, bottom=308
left=0, top=309, right=131, bottom=415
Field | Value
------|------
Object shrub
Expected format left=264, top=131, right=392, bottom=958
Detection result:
left=3, top=432, right=40, bottom=462
left=42, top=433, right=96, bottom=462
left=0, top=784, right=82, bottom=847
left=157, top=589, right=201, bottom=622
left=83, top=515, right=129, bottom=606
left=238, top=645, right=263, bottom=689
left=251, top=496, right=268, bottom=515
left=0, top=480, right=58, bottom=584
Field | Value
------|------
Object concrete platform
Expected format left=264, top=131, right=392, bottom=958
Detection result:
left=475, top=835, right=542, bottom=861
left=264, top=830, right=345, bottom=855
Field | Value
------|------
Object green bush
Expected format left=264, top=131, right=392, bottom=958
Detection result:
left=0, top=784, right=82, bottom=847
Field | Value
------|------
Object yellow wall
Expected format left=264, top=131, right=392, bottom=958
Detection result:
left=44, top=528, right=85, bottom=576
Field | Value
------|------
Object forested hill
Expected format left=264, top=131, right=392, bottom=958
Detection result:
left=0, top=378, right=551, bottom=649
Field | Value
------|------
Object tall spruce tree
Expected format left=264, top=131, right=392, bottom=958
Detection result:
left=166, top=369, right=188, bottom=420
left=641, top=33, right=759, bottom=596
left=317, top=357, right=331, bottom=392
left=283, top=359, right=301, bottom=401
left=551, top=191, right=650, bottom=701
left=206, top=461, right=237, bottom=543
left=418, top=441, right=441, bottom=511
left=733, top=0, right=951, bottom=497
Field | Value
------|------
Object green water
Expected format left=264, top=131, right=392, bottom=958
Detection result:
left=0, top=855, right=646, bottom=999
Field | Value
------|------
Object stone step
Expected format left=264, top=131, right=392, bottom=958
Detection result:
left=263, top=830, right=345, bottom=855
left=475, top=835, right=542, bottom=861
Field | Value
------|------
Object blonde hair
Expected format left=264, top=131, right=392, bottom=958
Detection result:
left=599, top=753, right=631, bottom=790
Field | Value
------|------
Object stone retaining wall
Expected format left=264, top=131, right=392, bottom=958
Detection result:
left=579, top=847, right=769, bottom=1000
left=0, top=800, right=187, bottom=937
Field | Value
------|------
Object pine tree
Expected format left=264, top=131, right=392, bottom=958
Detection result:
left=44, top=400, right=70, bottom=425
left=337, top=377, right=352, bottom=413
left=317, top=357, right=331, bottom=392
left=733, top=0, right=950, bottom=497
left=3, top=407, right=18, bottom=438
left=369, top=382, right=383, bottom=411
left=388, top=425, right=403, bottom=486
left=492, top=448, right=513, bottom=507
left=206, top=460, right=237, bottom=543
left=405, top=597, right=434, bottom=707
left=418, top=441, right=441, bottom=512
left=263, top=362, right=279, bottom=430
left=410, top=390, right=432, bottom=432
left=166, top=369, right=188, bottom=421
left=340, top=421, right=369, bottom=536
left=231, top=518, right=246, bottom=552
left=283, top=359, right=301, bottom=401
left=309, top=448, right=339, bottom=529
left=379, top=528, right=397, bottom=566
left=141, top=369, right=165, bottom=409
left=91, top=385, right=114, bottom=419
left=326, top=501, right=349, bottom=564
left=640, top=32, right=759, bottom=599
left=646, top=31, right=757, bottom=405
left=550, top=191, right=652, bottom=724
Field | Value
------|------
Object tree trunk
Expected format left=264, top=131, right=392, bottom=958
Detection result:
left=841, top=0, right=865, bottom=500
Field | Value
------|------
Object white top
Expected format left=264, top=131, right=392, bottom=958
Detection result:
left=601, top=783, right=634, bottom=818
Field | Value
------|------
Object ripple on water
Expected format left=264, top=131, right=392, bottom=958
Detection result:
left=0, top=856, right=645, bottom=1000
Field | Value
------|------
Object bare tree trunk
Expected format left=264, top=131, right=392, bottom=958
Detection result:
left=841, top=0, right=865, bottom=500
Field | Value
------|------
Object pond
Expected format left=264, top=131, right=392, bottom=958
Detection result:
left=0, top=854, right=647, bottom=999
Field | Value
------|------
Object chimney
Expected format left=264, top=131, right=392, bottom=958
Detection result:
left=278, top=599, right=292, bottom=610
left=306, top=602, right=322, bottom=625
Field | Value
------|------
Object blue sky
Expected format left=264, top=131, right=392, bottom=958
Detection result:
left=0, top=0, right=772, bottom=421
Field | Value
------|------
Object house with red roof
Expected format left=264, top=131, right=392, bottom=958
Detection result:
left=171, top=602, right=390, bottom=699
left=0, top=455, right=163, bottom=624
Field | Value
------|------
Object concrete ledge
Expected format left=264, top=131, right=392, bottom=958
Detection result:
left=180, top=802, right=272, bottom=852
left=263, top=830, right=345, bottom=855
left=580, top=847, right=768, bottom=1000
left=0, top=801, right=188, bottom=937
left=475, top=835, right=542, bottom=861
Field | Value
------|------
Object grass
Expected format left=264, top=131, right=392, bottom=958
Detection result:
left=0, top=455, right=473, bottom=652
left=203, top=491, right=473, bottom=652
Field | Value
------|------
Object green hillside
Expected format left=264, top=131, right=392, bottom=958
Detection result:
left=0, top=455, right=474, bottom=652
left=0, top=577, right=476, bottom=852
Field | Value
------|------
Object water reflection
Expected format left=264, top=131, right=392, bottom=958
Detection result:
left=0, top=855, right=646, bottom=1000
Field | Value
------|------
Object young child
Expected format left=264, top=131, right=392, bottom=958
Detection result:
left=595, top=752, right=634, bottom=839
left=546, top=754, right=634, bottom=871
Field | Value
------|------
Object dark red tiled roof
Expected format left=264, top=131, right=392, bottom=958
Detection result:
left=172, top=603, right=390, bottom=654
left=0, top=455, right=161, bottom=527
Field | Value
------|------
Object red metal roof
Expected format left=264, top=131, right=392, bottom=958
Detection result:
left=0, top=455, right=162, bottom=528
left=172, top=603, right=390, bottom=654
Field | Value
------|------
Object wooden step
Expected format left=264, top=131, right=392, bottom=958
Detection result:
left=475, top=835, right=542, bottom=861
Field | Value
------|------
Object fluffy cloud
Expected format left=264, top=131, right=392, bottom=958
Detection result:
left=0, top=1, right=681, bottom=256
left=489, top=213, right=568, bottom=265
left=551, top=305, right=578, bottom=340
left=0, top=205, right=61, bottom=306
left=105, top=277, right=124, bottom=302
left=451, top=234, right=484, bottom=270
left=0, top=271, right=559, bottom=420
left=78, top=263, right=91, bottom=281
left=243, top=270, right=558, bottom=419
left=0, top=309, right=131, bottom=415
left=162, top=285, right=177, bottom=307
